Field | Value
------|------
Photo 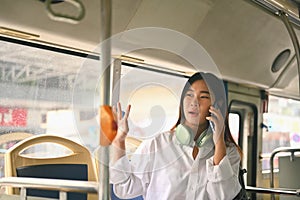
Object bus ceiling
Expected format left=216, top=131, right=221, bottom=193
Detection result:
left=251, top=0, right=300, bottom=98
left=1, top=0, right=300, bottom=99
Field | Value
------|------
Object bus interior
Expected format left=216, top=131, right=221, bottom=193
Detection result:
left=1, top=0, right=300, bottom=199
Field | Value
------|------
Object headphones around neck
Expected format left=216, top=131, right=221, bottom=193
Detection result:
left=175, top=124, right=212, bottom=147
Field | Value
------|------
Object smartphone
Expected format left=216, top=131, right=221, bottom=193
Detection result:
left=209, top=103, right=218, bottom=133
left=209, top=121, right=215, bottom=133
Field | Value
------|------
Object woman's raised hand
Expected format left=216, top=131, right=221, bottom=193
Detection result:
left=206, top=105, right=225, bottom=145
left=112, top=102, right=131, bottom=143
left=206, top=105, right=227, bottom=165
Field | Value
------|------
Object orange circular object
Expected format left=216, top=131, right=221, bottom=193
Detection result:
left=100, top=105, right=118, bottom=146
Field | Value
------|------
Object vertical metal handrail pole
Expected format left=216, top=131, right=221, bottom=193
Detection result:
left=279, top=11, right=300, bottom=96
left=98, top=0, right=112, bottom=200
left=20, top=187, right=27, bottom=200
left=269, top=150, right=276, bottom=200
left=59, top=191, right=67, bottom=200
left=272, top=11, right=300, bottom=199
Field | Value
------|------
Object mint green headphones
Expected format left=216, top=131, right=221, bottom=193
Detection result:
left=175, top=124, right=212, bottom=147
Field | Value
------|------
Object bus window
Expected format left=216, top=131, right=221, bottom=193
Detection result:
left=119, top=64, right=187, bottom=140
left=229, top=113, right=240, bottom=145
left=262, top=95, right=300, bottom=172
left=0, top=39, right=97, bottom=177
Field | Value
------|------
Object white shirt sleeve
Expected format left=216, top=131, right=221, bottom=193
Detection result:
left=206, top=145, right=242, bottom=200
left=110, top=141, right=151, bottom=199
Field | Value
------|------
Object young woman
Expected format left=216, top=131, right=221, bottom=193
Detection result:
left=110, top=72, right=242, bottom=200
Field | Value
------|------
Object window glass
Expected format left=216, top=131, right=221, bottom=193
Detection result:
left=0, top=39, right=188, bottom=177
left=262, top=95, right=300, bottom=171
left=229, top=113, right=240, bottom=145
left=0, top=40, right=98, bottom=177
left=119, top=65, right=187, bottom=140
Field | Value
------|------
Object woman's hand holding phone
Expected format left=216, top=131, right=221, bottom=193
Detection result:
left=206, top=104, right=225, bottom=145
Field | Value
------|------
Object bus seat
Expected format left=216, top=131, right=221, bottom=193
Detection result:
left=0, top=132, right=33, bottom=147
left=4, top=134, right=98, bottom=200
left=279, top=155, right=300, bottom=200
left=0, top=132, right=34, bottom=177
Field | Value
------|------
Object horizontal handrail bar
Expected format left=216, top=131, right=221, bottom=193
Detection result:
left=0, top=177, right=98, bottom=193
left=246, top=186, right=300, bottom=196
left=2, top=178, right=300, bottom=198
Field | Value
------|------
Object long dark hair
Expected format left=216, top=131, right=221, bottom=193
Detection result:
left=171, top=72, right=242, bottom=156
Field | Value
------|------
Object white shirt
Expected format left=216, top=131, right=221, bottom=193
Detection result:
left=110, top=131, right=241, bottom=200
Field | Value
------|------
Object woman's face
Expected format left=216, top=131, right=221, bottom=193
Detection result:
left=183, top=80, right=212, bottom=131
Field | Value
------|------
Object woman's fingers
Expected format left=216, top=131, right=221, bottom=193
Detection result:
left=209, top=106, right=222, bottom=118
left=112, top=105, right=117, bottom=121
left=207, top=106, right=225, bottom=144
left=112, top=102, right=131, bottom=136
left=117, top=102, right=122, bottom=120
left=124, top=104, right=131, bottom=119
left=115, top=102, right=131, bottom=120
